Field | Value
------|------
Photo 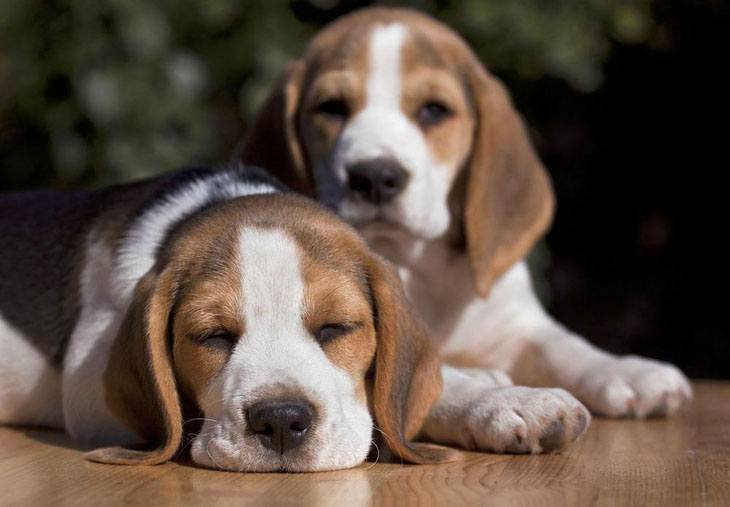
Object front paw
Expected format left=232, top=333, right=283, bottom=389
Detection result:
left=576, top=355, right=692, bottom=418
left=425, top=386, right=590, bottom=454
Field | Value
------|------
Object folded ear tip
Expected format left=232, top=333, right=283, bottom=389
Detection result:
left=84, top=446, right=171, bottom=466
left=405, top=443, right=464, bottom=464
left=84, top=447, right=125, bottom=464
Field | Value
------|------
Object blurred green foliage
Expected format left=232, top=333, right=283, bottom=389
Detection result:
left=0, top=0, right=653, bottom=190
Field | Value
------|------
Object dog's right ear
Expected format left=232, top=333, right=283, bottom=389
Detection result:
left=240, top=60, right=312, bottom=194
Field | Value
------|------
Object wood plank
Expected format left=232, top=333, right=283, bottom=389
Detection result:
left=1, top=381, right=728, bottom=506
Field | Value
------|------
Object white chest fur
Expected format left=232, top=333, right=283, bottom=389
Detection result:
left=362, top=227, right=550, bottom=371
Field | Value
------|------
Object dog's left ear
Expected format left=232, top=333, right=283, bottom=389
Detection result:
left=366, top=254, right=460, bottom=464
left=463, top=58, right=555, bottom=297
left=240, top=60, right=312, bottom=194
left=85, top=269, right=182, bottom=465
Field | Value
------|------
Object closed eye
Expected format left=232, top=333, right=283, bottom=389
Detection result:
left=314, top=322, right=360, bottom=345
left=197, top=329, right=237, bottom=350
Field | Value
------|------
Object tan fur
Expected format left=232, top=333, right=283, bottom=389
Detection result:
left=243, top=62, right=309, bottom=193
left=301, top=260, right=375, bottom=402
left=399, top=21, right=474, bottom=174
left=241, top=6, right=554, bottom=297
left=275, top=197, right=457, bottom=462
left=86, top=270, right=183, bottom=465
left=171, top=254, right=244, bottom=406
left=364, top=254, right=459, bottom=464
left=463, top=66, right=554, bottom=296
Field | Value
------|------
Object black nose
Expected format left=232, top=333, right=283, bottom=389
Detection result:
left=247, top=400, right=314, bottom=454
left=346, top=157, right=408, bottom=204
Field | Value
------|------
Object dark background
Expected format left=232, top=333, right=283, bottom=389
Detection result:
left=1, top=1, right=727, bottom=378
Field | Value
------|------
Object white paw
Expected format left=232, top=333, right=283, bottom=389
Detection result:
left=576, top=355, right=692, bottom=418
left=426, top=386, right=590, bottom=454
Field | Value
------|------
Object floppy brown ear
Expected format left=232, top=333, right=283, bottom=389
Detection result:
left=239, top=60, right=312, bottom=194
left=85, top=269, right=183, bottom=466
left=463, top=60, right=555, bottom=297
left=367, top=255, right=460, bottom=464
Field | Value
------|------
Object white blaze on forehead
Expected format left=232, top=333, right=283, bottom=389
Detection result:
left=239, top=227, right=304, bottom=332
left=367, top=24, right=405, bottom=111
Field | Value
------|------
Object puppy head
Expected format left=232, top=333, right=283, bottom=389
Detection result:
left=86, top=195, right=455, bottom=471
left=243, top=7, right=554, bottom=296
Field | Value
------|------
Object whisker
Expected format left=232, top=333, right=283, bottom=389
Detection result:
left=205, top=439, right=224, bottom=470
left=371, top=424, right=405, bottom=466
left=365, top=439, right=380, bottom=469
left=183, top=417, right=218, bottom=425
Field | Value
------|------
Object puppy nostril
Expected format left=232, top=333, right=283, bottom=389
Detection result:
left=349, top=172, right=373, bottom=194
left=246, top=400, right=315, bottom=454
left=290, top=421, right=307, bottom=432
left=383, top=177, right=398, bottom=189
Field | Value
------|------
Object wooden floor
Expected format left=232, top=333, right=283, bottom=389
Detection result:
left=1, top=382, right=728, bottom=506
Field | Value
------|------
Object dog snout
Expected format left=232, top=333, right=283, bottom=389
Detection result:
left=346, top=157, right=409, bottom=204
left=247, top=400, right=314, bottom=454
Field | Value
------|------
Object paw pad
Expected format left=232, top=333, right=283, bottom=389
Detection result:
left=539, top=419, right=565, bottom=452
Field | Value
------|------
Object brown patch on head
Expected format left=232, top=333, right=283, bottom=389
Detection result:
left=400, top=26, right=475, bottom=181
left=172, top=271, right=244, bottom=406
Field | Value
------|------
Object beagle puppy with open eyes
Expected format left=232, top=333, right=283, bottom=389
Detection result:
left=242, top=7, right=692, bottom=452
left=0, top=165, right=460, bottom=471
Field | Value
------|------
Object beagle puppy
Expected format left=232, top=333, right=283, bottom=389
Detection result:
left=0, top=165, right=457, bottom=471
left=242, top=7, right=691, bottom=452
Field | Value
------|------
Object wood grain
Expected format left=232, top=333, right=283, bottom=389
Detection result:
left=1, top=381, right=728, bottom=506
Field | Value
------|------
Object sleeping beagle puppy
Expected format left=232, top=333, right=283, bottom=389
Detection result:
left=242, top=7, right=692, bottom=451
left=0, top=165, right=458, bottom=471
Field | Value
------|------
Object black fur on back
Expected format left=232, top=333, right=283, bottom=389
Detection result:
left=0, top=164, right=285, bottom=365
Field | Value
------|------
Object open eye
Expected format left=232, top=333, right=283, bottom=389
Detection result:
left=198, top=329, right=237, bottom=349
left=315, top=98, right=350, bottom=120
left=314, top=323, right=357, bottom=345
left=417, top=100, right=452, bottom=127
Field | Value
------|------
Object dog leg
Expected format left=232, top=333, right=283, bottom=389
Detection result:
left=510, top=322, right=693, bottom=418
left=420, top=365, right=590, bottom=453
left=483, top=263, right=692, bottom=418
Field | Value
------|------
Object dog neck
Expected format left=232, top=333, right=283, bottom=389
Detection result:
left=357, top=222, right=476, bottom=343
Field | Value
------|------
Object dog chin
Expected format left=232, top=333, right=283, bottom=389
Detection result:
left=190, top=434, right=369, bottom=473
left=357, top=219, right=413, bottom=241
left=356, top=216, right=448, bottom=243
left=337, top=202, right=440, bottom=241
